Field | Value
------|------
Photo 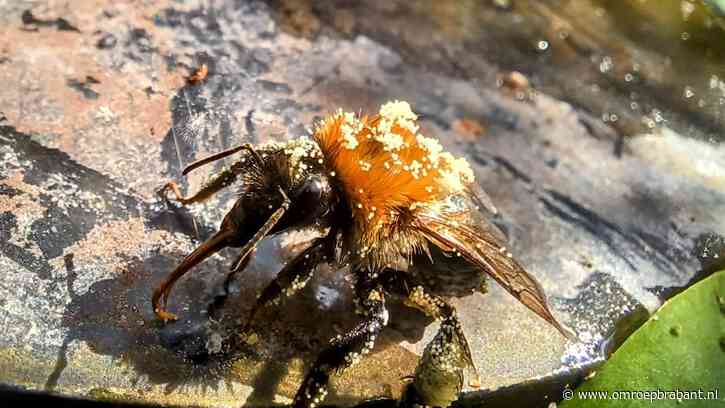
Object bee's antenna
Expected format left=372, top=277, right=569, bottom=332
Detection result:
left=181, top=143, right=264, bottom=175
left=182, top=145, right=245, bottom=175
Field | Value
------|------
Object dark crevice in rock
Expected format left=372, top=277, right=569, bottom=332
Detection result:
left=0, top=125, right=140, bottom=272
left=256, top=79, right=293, bottom=94
left=491, top=155, right=533, bottom=184
left=21, top=10, right=80, bottom=32
left=66, top=76, right=101, bottom=100
left=539, top=192, right=638, bottom=272
left=0, top=212, right=54, bottom=280
left=124, top=28, right=158, bottom=63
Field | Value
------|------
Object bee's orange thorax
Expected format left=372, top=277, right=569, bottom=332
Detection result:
left=314, top=101, right=474, bottom=242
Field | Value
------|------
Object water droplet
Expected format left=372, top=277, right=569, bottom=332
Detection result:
left=624, top=73, right=634, bottom=82
left=601, top=113, right=618, bottom=123
left=709, top=75, right=720, bottom=89
left=680, top=31, right=690, bottom=41
left=683, top=86, right=694, bottom=99
left=599, top=56, right=613, bottom=73
left=630, top=102, right=639, bottom=110
left=654, top=110, right=664, bottom=123
left=698, top=99, right=706, bottom=108
left=537, top=40, right=549, bottom=51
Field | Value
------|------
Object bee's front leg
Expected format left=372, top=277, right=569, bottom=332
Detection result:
left=157, top=165, right=238, bottom=206
left=293, top=286, right=388, bottom=408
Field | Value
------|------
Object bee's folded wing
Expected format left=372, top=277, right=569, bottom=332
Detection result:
left=413, top=208, right=574, bottom=340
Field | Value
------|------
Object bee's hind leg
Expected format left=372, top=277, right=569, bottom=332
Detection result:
left=401, top=315, right=469, bottom=408
left=379, top=270, right=479, bottom=405
left=293, top=282, right=388, bottom=408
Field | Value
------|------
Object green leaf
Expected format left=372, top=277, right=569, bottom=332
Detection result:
left=561, top=271, right=725, bottom=407
left=703, top=0, right=725, bottom=17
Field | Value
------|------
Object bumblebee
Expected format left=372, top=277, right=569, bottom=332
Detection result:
left=154, top=101, right=571, bottom=407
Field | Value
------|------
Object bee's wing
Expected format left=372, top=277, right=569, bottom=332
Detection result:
left=467, top=181, right=499, bottom=218
left=412, top=199, right=574, bottom=340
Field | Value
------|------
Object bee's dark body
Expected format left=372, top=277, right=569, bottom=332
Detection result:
left=153, top=102, right=570, bottom=408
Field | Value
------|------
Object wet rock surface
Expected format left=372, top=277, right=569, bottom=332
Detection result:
left=0, top=1, right=723, bottom=407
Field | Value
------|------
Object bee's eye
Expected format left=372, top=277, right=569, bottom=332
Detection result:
left=295, top=176, right=331, bottom=211
left=298, top=178, right=324, bottom=202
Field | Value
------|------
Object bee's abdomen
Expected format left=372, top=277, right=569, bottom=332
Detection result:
left=410, top=244, right=486, bottom=297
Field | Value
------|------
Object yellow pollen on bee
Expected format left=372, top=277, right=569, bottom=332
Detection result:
left=313, top=100, right=478, bottom=240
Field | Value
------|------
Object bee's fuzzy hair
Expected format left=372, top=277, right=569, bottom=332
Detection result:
left=314, top=101, right=475, bottom=252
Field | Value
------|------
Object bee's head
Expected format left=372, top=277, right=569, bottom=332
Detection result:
left=219, top=139, right=338, bottom=246
left=151, top=140, right=337, bottom=319
left=282, top=171, right=337, bottom=228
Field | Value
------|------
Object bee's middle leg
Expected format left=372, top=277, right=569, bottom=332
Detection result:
left=293, top=285, right=388, bottom=408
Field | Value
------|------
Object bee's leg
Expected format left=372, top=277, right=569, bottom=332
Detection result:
left=153, top=188, right=289, bottom=322
left=215, top=187, right=292, bottom=312
left=243, top=237, right=329, bottom=331
left=158, top=143, right=263, bottom=206
left=380, top=271, right=478, bottom=384
left=293, top=285, right=388, bottom=408
left=401, top=316, right=467, bottom=408
left=207, top=252, right=254, bottom=317
left=152, top=228, right=235, bottom=322
left=229, top=188, right=290, bottom=275
left=158, top=165, right=238, bottom=206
